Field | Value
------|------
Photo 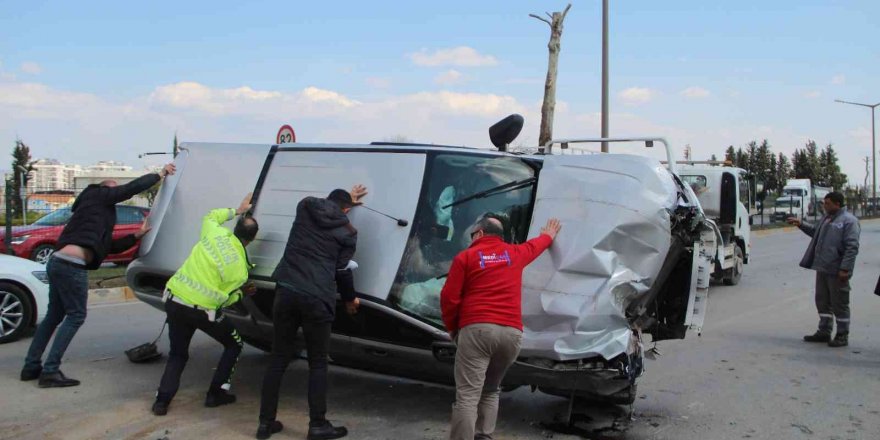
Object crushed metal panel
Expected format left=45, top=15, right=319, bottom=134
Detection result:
left=521, top=154, right=678, bottom=361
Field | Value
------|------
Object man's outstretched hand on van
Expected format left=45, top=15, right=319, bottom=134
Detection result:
left=159, top=163, right=176, bottom=178
left=541, top=218, right=562, bottom=240
left=236, top=192, right=253, bottom=215
left=345, top=297, right=360, bottom=315
left=135, top=216, right=152, bottom=239
left=350, top=184, right=368, bottom=205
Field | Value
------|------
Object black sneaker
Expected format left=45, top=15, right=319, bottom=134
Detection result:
left=205, top=389, right=236, bottom=408
left=20, top=366, right=42, bottom=381
left=38, top=371, right=80, bottom=388
left=256, top=420, right=284, bottom=439
left=803, top=331, right=832, bottom=343
left=828, top=333, right=848, bottom=347
left=308, top=421, right=348, bottom=440
left=152, top=400, right=170, bottom=416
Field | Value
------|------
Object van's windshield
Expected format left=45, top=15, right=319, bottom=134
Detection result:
left=389, top=153, right=537, bottom=326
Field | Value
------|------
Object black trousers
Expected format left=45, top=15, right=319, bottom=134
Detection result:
left=156, top=299, right=243, bottom=402
left=259, top=286, right=334, bottom=423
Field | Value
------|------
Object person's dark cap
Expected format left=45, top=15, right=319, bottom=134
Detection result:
left=328, top=189, right=354, bottom=208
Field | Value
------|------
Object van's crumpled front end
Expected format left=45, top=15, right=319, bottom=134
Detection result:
left=511, top=153, right=716, bottom=401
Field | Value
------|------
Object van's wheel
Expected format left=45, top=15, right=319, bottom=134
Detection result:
left=0, top=282, right=34, bottom=344
left=723, top=246, right=744, bottom=286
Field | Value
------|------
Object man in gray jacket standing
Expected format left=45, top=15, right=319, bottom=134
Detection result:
left=788, top=192, right=861, bottom=347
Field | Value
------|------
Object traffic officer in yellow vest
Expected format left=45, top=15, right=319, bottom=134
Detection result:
left=152, top=194, right=258, bottom=416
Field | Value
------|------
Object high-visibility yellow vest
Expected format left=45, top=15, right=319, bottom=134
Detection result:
left=166, top=208, right=253, bottom=309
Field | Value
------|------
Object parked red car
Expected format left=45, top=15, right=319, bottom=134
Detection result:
left=0, top=205, right=150, bottom=264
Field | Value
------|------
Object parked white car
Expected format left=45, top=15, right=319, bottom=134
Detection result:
left=0, top=254, right=50, bottom=343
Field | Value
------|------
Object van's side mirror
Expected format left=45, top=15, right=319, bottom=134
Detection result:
left=489, top=114, right=524, bottom=152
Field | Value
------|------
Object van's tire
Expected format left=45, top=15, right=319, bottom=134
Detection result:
left=0, top=282, right=35, bottom=344
left=723, top=246, right=744, bottom=286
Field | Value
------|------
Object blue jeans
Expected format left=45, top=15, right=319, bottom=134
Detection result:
left=24, top=257, right=89, bottom=374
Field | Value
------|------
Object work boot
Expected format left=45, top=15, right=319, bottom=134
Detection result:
left=38, top=371, right=80, bottom=388
left=152, top=400, right=170, bottom=416
left=255, top=420, right=284, bottom=439
left=307, top=420, right=348, bottom=440
left=803, top=330, right=832, bottom=343
left=20, top=366, right=42, bottom=381
left=828, top=333, right=849, bottom=347
left=205, top=389, right=237, bottom=408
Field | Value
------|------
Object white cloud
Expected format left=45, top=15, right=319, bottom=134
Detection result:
left=618, top=87, right=656, bottom=106
left=364, top=77, right=391, bottom=89
left=409, top=46, right=498, bottom=67
left=804, top=91, right=821, bottom=99
left=831, top=74, right=846, bottom=85
left=149, top=82, right=358, bottom=116
left=434, top=69, right=464, bottom=86
left=20, top=61, right=42, bottom=75
left=681, top=86, right=710, bottom=99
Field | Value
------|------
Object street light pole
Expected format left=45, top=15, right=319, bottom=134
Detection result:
left=600, top=0, right=609, bottom=153
left=835, top=99, right=879, bottom=214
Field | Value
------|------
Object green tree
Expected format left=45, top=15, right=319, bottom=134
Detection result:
left=724, top=146, right=735, bottom=165
left=735, top=147, right=749, bottom=170
left=804, top=140, right=822, bottom=182
left=776, top=152, right=791, bottom=193
left=819, top=144, right=847, bottom=190
left=767, top=153, right=778, bottom=192
left=753, top=139, right=773, bottom=189
left=10, top=140, right=35, bottom=218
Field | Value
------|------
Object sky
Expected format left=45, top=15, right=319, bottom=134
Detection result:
left=1, top=0, right=878, bottom=186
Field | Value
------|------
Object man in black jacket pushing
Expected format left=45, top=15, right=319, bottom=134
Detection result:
left=257, top=185, right=366, bottom=440
left=21, top=163, right=175, bottom=388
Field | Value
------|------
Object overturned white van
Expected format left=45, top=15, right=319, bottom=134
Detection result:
left=128, top=123, right=717, bottom=404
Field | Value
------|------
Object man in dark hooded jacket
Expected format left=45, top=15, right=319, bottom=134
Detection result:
left=257, top=185, right=366, bottom=440
left=21, top=163, right=175, bottom=388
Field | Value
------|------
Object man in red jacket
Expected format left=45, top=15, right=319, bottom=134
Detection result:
left=441, top=215, right=561, bottom=440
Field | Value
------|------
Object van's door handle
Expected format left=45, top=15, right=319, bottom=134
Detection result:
left=365, top=348, right=389, bottom=358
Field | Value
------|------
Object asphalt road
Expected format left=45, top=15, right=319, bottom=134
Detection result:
left=1, top=222, right=878, bottom=440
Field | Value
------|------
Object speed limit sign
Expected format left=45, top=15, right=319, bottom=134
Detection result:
left=276, top=125, right=296, bottom=144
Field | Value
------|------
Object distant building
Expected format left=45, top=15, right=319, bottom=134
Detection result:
left=29, top=159, right=83, bottom=191
left=86, top=161, right=133, bottom=173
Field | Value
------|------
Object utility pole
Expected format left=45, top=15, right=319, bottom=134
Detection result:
left=601, top=0, right=609, bottom=152
left=835, top=99, right=879, bottom=214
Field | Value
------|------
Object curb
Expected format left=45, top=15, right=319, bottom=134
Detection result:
left=88, top=286, right=137, bottom=305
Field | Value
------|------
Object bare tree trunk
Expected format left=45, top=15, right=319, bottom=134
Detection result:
left=531, top=4, right=571, bottom=147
